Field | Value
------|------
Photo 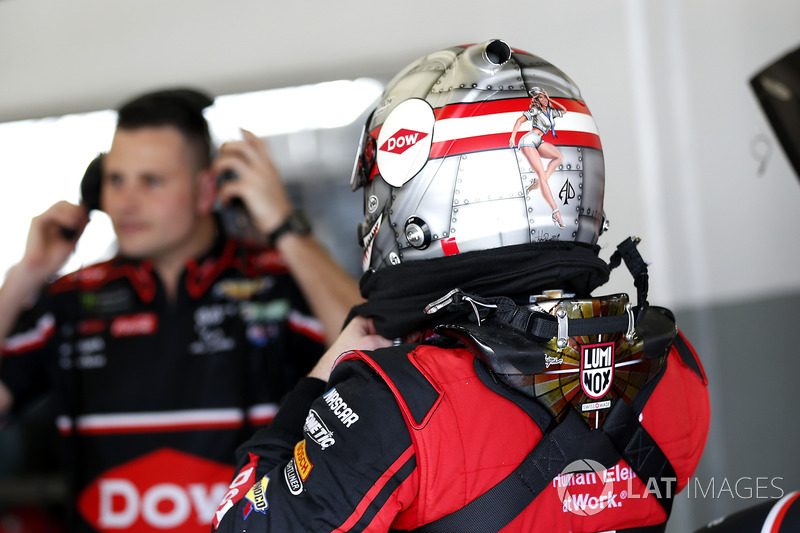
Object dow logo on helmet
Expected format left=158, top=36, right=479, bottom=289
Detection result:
left=580, top=342, right=615, bottom=399
left=379, top=128, right=428, bottom=155
left=375, top=98, right=435, bottom=188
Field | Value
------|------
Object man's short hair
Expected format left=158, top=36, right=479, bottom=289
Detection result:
left=116, top=88, right=214, bottom=169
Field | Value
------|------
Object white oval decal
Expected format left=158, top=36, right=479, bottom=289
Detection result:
left=376, top=98, right=435, bottom=187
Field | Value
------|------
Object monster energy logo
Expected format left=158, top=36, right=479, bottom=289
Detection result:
left=559, top=180, right=576, bottom=205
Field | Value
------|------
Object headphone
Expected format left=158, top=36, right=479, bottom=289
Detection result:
left=80, top=153, right=105, bottom=212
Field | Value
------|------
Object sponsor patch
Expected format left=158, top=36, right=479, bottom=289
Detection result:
left=77, top=448, right=233, bottom=532
left=243, top=475, right=270, bottom=519
left=322, top=388, right=360, bottom=427
left=284, top=460, right=303, bottom=496
left=554, top=460, right=637, bottom=516
left=246, top=324, right=279, bottom=347
left=77, top=318, right=107, bottom=336
left=110, top=312, right=158, bottom=338
left=380, top=128, right=429, bottom=155
left=294, top=441, right=313, bottom=481
left=213, top=454, right=257, bottom=529
left=77, top=336, right=105, bottom=354
left=194, top=304, right=235, bottom=327
left=581, top=400, right=612, bottom=412
left=239, top=300, right=290, bottom=323
left=80, top=288, right=133, bottom=314
left=544, top=354, right=564, bottom=368
left=376, top=98, right=435, bottom=187
left=580, top=342, right=615, bottom=399
left=304, top=410, right=335, bottom=450
left=213, top=277, right=274, bottom=301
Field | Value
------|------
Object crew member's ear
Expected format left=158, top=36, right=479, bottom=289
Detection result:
left=196, top=168, right=218, bottom=214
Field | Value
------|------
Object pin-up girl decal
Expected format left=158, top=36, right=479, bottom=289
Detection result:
left=509, top=87, right=567, bottom=229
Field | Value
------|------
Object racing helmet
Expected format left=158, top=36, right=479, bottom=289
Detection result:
left=351, top=39, right=606, bottom=273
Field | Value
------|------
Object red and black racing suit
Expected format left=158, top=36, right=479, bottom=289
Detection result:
left=0, top=231, right=325, bottom=533
left=213, top=330, right=709, bottom=532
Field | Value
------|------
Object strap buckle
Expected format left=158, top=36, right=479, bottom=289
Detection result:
left=424, top=288, right=464, bottom=315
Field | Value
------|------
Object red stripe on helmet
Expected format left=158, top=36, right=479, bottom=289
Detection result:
left=430, top=130, right=601, bottom=160
left=434, top=98, right=591, bottom=120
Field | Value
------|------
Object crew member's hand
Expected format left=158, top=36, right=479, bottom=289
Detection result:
left=213, top=129, right=293, bottom=235
left=307, top=316, right=392, bottom=382
left=21, top=201, right=88, bottom=283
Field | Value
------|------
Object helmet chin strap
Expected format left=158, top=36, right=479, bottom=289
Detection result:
left=424, top=237, right=650, bottom=342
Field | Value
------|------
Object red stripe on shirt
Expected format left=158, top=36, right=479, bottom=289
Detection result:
left=59, top=420, right=250, bottom=436
left=770, top=491, right=800, bottom=532
left=1, top=315, right=56, bottom=356
left=288, top=314, right=326, bottom=344
left=333, top=445, right=415, bottom=533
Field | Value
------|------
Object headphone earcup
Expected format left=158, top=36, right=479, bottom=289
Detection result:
left=80, top=154, right=104, bottom=212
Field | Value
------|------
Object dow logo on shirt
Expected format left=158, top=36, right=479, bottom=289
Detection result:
left=78, top=448, right=232, bottom=532
left=580, top=342, right=615, bottom=399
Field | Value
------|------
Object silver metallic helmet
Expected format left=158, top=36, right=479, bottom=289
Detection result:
left=351, top=39, right=606, bottom=273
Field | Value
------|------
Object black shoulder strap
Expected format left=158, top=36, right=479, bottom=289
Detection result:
left=410, top=410, right=591, bottom=533
left=603, top=400, right=677, bottom=515
left=673, top=332, right=707, bottom=383
left=411, top=401, right=674, bottom=533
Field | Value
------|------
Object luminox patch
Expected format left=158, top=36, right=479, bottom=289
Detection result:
left=243, top=475, right=270, bottom=519
left=376, top=98, right=435, bottom=187
left=580, top=342, right=615, bottom=399
left=304, top=410, right=335, bottom=450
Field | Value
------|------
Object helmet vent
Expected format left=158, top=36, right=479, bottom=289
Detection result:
left=485, top=40, right=511, bottom=66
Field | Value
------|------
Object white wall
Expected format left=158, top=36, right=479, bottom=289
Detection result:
left=2, top=0, right=799, bottom=310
